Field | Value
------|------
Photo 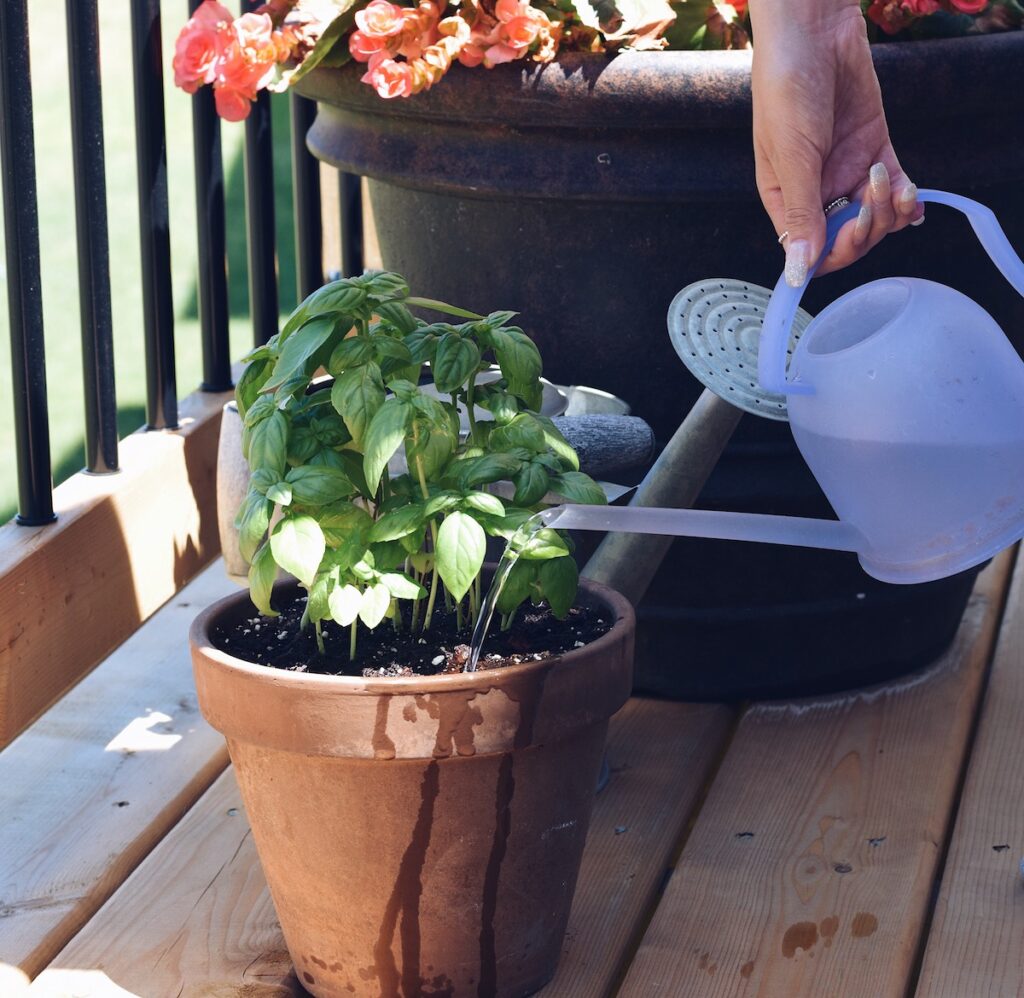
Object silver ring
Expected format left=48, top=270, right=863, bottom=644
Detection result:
left=824, top=196, right=851, bottom=216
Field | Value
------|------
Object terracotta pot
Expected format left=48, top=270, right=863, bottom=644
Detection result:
left=190, top=578, right=634, bottom=998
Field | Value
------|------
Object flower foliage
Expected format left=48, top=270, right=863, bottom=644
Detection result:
left=235, top=270, right=606, bottom=652
left=175, top=0, right=1021, bottom=118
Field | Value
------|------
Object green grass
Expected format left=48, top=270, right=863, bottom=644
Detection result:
left=0, top=1, right=302, bottom=522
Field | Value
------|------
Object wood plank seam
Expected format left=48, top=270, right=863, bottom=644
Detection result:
left=901, top=545, right=1020, bottom=998
left=606, top=702, right=746, bottom=998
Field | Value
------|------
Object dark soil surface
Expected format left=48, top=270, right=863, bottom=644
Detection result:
left=212, top=593, right=612, bottom=677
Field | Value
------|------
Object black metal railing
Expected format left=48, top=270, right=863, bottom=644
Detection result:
left=0, top=0, right=363, bottom=527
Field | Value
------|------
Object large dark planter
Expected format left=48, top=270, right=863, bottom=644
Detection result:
left=296, top=34, right=1023, bottom=699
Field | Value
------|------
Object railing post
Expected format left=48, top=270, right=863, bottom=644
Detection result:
left=339, top=172, right=365, bottom=278
left=291, top=93, right=323, bottom=300
left=188, top=1, right=233, bottom=393
left=0, top=0, right=57, bottom=525
left=130, top=0, right=179, bottom=430
left=66, top=0, right=119, bottom=474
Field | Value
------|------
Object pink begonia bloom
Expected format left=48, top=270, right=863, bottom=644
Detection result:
left=349, top=29, right=389, bottom=62
left=212, top=12, right=278, bottom=122
left=172, top=0, right=233, bottom=93
left=500, top=15, right=541, bottom=51
left=438, top=15, right=472, bottom=43
left=214, top=86, right=255, bottom=121
left=483, top=42, right=520, bottom=66
left=361, top=53, right=415, bottom=98
left=494, top=0, right=521, bottom=22
left=458, top=43, right=486, bottom=67
left=355, top=0, right=406, bottom=38
left=902, top=0, right=940, bottom=13
left=947, top=0, right=987, bottom=11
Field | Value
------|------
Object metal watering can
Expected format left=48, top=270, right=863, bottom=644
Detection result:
left=544, top=191, right=1024, bottom=586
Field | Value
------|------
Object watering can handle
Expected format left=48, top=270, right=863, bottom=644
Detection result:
left=758, top=190, right=1024, bottom=397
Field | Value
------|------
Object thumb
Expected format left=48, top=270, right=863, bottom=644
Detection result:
left=777, top=155, right=826, bottom=288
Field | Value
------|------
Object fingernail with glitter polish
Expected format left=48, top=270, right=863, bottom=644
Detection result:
left=785, top=240, right=810, bottom=288
left=899, top=183, right=919, bottom=216
left=854, top=203, right=873, bottom=243
left=869, top=162, right=889, bottom=201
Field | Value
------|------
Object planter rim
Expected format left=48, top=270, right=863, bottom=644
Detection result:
left=190, top=573, right=632, bottom=697
left=297, top=31, right=1023, bottom=128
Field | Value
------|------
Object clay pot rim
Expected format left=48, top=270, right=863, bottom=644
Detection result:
left=189, top=573, right=635, bottom=698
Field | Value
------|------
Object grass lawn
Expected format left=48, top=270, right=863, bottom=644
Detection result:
left=0, top=1, right=302, bottom=522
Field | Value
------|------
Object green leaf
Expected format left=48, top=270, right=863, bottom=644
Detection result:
left=519, top=527, right=571, bottom=561
left=371, top=540, right=407, bottom=572
left=539, top=556, right=578, bottom=618
left=332, top=362, right=385, bottom=448
left=513, top=462, right=550, bottom=506
left=432, top=333, right=481, bottom=394
left=236, top=491, right=273, bottom=564
left=535, top=416, right=580, bottom=471
left=495, top=557, right=538, bottom=615
left=266, top=481, right=293, bottom=507
left=243, top=394, right=277, bottom=429
left=405, top=296, right=484, bottom=320
left=249, top=468, right=278, bottom=496
left=480, top=389, right=519, bottom=425
left=451, top=452, right=523, bottom=490
left=248, top=542, right=279, bottom=617
left=406, top=419, right=455, bottom=482
left=491, top=328, right=542, bottom=398
left=328, top=584, right=362, bottom=627
left=380, top=572, right=426, bottom=599
left=550, top=471, right=608, bottom=506
left=359, top=582, right=392, bottom=629
left=490, top=413, right=547, bottom=453
left=305, top=572, right=333, bottom=624
left=424, top=490, right=461, bottom=517
left=405, top=329, right=438, bottom=364
left=363, top=271, right=410, bottom=301
left=463, top=491, right=505, bottom=517
left=248, top=410, right=288, bottom=477
left=486, top=309, right=519, bottom=327
left=285, top=465, right=354, bottom=506
left=318, top=501, right=373, bottom=547
left=328, top=335, right=375, bottom=374
left=335, top=450, right=372, bottom=499
left=235, top=359, right=269, bottom=419
left=369, top=503, right=426, bottom=542
left=435, top=511, right=486, bottom=602
left=270, top=515, right=325, bottom=586
left=286, top=426, right=319, bottom=465
left=374, top=337, right=414, bottom=364
left=363, top=397, right=413, bottom=494
left=264, top=317, right=337, bottom=394
left=374, top=301, right=418, bottom=335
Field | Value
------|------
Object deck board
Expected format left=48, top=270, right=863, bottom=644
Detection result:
left=31, top=699, right=734, bottom=997
left=915, top=551, right=1024, bottom=997
left=0, top=563, right=235, bottom=981
left=619, top=552, right=1013, bottom=998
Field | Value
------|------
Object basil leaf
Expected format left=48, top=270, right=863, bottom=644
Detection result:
left=266, top=481, right=293, bottom=507
left=332, top=361, right=385, bottom=449
left=519, top=527, right=570, bottom=561
left=538, top=555, right=578, bottom=618
left=495, top=558, right=537, bottom=616
left=248, top=409, right=288, bottom=477
left=463, top=491, right=505, bottom=517
left=328, top=335, right=375, bottom=374
left=235, top=359, right=270, bottom=419
left=451, top=453, right=522, bottom=490
left=379, top=572, right=426, bottom=599
left=432, top=333, right=481, bottom=394
left=363, top=397, right=413, bottom=494
left=328, top=584, right=363, bottom=627
left=264, top=317, right=337, bottom=394
left=435, top=511, right=486, bottom=602
left=359, top=582, right=392, bottom=629
left=248, top=542, right=279, bottom=617
left=285, top=465, right=354, bottom=506
left=270, top=515, right=326, bottom=586
left=236, top=491, right=272, bottom=564
left=369, top=503, right=426, bottom=542
left=513, top=462, right=550, bottom=506
left=549, top=471, right=607, bottom=506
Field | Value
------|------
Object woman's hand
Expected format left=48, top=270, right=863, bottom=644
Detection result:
left=748, top=0, right=924, bottom=286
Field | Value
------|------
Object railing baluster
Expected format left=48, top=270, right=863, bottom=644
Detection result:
left=66, top=0, right=119, bottom=474
left=291, top=93, right=323, bottom=300
left=339, top=172, right=365, bottom=278
left=243, top=1, right=278, bottom=347
left=188, top=1, right=232, bottom=392
left=130, top=0, right=178, bottom=430
left=0, top=0, right=57, bottom=525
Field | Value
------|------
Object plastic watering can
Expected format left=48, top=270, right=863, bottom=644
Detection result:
left=543, top=191, right=1024, bottom=585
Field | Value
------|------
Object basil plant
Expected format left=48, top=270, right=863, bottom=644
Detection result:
left=235, top=270, right=606, bottom=658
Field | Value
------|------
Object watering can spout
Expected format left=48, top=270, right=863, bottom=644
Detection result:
left=541, top=504, right=866, bottom=555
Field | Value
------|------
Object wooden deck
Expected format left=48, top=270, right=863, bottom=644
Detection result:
left=3, top=547, right=1023, bottom=997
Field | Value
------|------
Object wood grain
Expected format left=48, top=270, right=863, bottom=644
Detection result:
left=0, top=386, right=231, bottom=747
left=619, top=552, right=1014, bottom=998
left=0, top=563, right=235, bottom=980
left=915, top=550, right=1024, bottom=998
left=32, top=699, right=734, bottom=997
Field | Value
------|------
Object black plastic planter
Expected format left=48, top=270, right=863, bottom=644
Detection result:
left=295, top=34, right=1022, bottom=699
